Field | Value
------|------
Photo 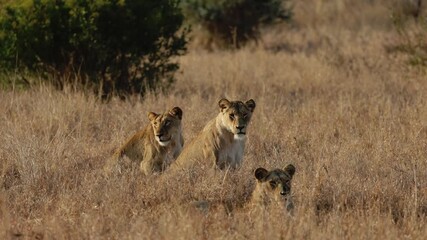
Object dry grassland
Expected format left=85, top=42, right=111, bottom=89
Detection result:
left=1, top=0, right=427, bottom=239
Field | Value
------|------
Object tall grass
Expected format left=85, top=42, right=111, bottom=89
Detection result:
left=1, top=0, right=427, bottom=239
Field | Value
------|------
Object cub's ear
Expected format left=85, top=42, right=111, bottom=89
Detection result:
left=148, top=112, right=158, bottom=122
left=284, top=164, right=296, bottom=178
left=245, top=99, right=256, bottom=112
left=218, top=98, right=231, bottom=111
left=169, top=107, right=183, bottom=120
left=255, top=167, right=269, bottom=181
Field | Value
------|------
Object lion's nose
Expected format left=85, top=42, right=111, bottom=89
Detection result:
left=156, top=133, right=164, bottom=138
left=236, top=126, right=244, bottom=130
left=280, top=191, right=287, bottom=196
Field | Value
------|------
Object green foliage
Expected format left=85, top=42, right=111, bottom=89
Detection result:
left=181, top=0, right=292, bottom=48
left=0, top=0, right=188, bottom=97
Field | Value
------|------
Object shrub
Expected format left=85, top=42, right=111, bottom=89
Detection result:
left=181, top=0, right=292, bottom=49
left=0, top=0, right=188, bottom=97
left=389, top=4, right=427, bottom=68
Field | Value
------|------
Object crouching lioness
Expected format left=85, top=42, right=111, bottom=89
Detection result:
left=171, top=98, right=255, bottom=171
left=105, top=107, right=184, bottom=175
left=191, top=164, right=297, bottom=214
left=250, top=164, right=296, bottom=212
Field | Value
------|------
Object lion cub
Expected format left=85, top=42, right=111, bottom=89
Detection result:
left=171, top=98, right=255, bottom=171
left=106, top=107, right=184, bottom=175
left=250, top=164, right=296, bottom=212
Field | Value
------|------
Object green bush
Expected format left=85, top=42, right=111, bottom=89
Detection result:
left=0, top=0, right=188, bottom=97
left=181, top=0, right=292, bottom=48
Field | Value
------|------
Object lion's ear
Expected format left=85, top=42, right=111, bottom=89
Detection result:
left=255, top=167, right=269, bottom=181
left=284, top=164, right=296, bottom=178
left=148, top=112, right=158, bottom=122
left=219, top=98, right=231, bottom=111
left=245, top=99, right=256, bottom=112
left=169, top=107, right=183, bottom=120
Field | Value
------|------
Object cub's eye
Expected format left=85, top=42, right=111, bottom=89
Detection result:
left=229, top=114, right=235, bottom=120
left=269, top=181, right=277, bottom=188
left=165, top=120, right=171, bottom=126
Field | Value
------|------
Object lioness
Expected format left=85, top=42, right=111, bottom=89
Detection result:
left=171, top=98, right=255, bottom=171
left=105, top=107, right=184, bottom=175
left=250, top=164, right=296, bottom=212
left=191, top=164, right=296, bottom=214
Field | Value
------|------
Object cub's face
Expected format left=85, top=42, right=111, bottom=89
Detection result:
left=148, top=107, right=183, bottom=147
left=254, top=164, right=296, bottom=205
left=218, top=98, right=256, bottom=140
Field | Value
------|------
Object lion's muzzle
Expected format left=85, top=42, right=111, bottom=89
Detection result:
left=236, top=125, right=246, bottom=135
left=156, top=133, right=171, bottom=146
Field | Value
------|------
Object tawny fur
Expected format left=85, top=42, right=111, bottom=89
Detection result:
left=105, top=107, right=184, bottom=175
left=170, top=98, right=255, bottom=171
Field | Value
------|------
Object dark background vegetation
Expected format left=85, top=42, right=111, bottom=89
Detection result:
left=0, top=0, right=294, bottom=97
left=0, top=0, right=188, bottom=98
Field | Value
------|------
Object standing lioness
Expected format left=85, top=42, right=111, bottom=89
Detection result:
left=171, top=98, right=255, bottom=170
left=105, top=107, right=184, bottom=175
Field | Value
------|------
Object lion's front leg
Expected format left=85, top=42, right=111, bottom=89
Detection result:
left=214, top=150, right=232, bottom=170
left=172, top=139, right=183, bottom=159
left=140, top=147, right=163, bottom=175
left=140, top=157, right=163, bottom=175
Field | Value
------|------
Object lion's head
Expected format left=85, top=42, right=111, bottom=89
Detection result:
left=148, top=107, right=183, bottom=147
left=254, top=164, right=296, bottom=210
left=218, top=98, right=256, bottom=140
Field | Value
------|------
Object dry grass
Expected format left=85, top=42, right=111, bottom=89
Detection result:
left=2, top=1, right=427, bottom=239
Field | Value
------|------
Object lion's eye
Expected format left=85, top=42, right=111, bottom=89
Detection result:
left=243, top=113, right=248, bottom=118
left=229, top=114, right=235, bottom=120
left=165, top=120, right=171, bottom=126
left=269, top=181, right=277, bottom=188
